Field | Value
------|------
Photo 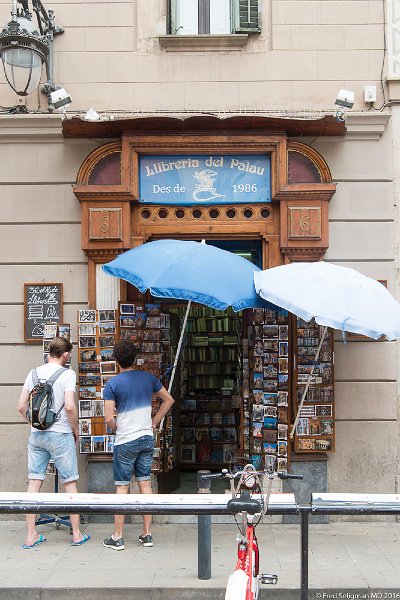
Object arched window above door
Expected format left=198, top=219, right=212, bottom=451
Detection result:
left=287, top=141, right=332, bottom=185
left=76, top=142, right=122, bottom=186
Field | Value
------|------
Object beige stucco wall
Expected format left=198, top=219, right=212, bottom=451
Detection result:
left=0, top=0, right=398, bottom=501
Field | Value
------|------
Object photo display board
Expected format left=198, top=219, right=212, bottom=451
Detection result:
left=24, top=283, right=63, bottom=342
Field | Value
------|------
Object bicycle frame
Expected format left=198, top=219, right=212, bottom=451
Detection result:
left=225, top=465, right=276, bottom=600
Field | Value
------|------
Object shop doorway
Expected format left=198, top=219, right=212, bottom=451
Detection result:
left=126, top=239, right=262, bottom=494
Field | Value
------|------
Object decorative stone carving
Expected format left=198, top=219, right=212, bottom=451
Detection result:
left=288, top=207, right=321, bottom=240
left=89, top=208, right=122, bottom=241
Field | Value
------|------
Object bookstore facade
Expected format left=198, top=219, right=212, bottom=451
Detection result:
left=70, top=117, right=339, bottom=493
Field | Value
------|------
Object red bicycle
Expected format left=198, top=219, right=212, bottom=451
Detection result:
left=203, top=464, right=302, bottom=600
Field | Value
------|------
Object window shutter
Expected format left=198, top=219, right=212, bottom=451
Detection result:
left=232, top=0, right=260, bottom=33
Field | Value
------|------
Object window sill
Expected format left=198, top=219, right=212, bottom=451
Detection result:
left=159, top=34, right=248, bottom=52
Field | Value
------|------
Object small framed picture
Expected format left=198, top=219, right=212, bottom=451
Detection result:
left=277, top=407, right=288, bottom=424
left=92, top=435, right=105, bottom=453
left=263, top=364, right=277, bottom=378
left=79, top=323, right=96, bottom=336
left=263, top=338, right=278, bottom=352
left=145, top=303, right=161, bottom=316
left=253, top=405, right=264, bottom=421
left=79, top=399, right=93, bottom=417
left=98, top=322, right=116, bottom=335
left=264, top=406, right=277, bottom=418
left=263, top=393, right=277, bottom=406
left=79, top=387, right=97, bottom=400
left=253, top=438, right=263, bottom=454
left=277, top=374, right=288, bottom=390
left=253, top=390, right=264, bottom=405
left=181, top=444, right=196, bottom=463
left=181, top=428, right=196, bottom=443
left=79, top=362, right=100, bottom=374
left=98, top=310, right=115, bottom=322
left=263, top=442, right=277, bottom=454
left=100, top=347, right=114, bottom=361
left=79, top=418, right=91, bottom=436
left=277, top=440, right=288, bottom=457
left=44, top=324, right=58, bottom=338
left=79, top=436, right=91, bottom=454
left=253, top=341, right=264, bottom=356
left=278, top=358, right=288, bottom=374
left=277, top=391, right=288, bottom=407
left=253, top=309, right=265, bottom=324
left=278, top=424, right=288, bottom=440
left=105, top=435, right=115, bottom=453
left=80, top=349, right=98, bottom=362
left=120, top=304, right=135, bottom=315
left=78, top=310, right=96, bottom=323
left=264, top=379, right=278, bottom=393
left=100, top=361, right=117, bottom=374
left=279, top=341, right=288, bottom=357
left=264, top=325, right=279, bottom=338
left=264, top=416, right=278, bottom=429
left=79, top=336, right=96, bottom=348
left=299, top=406, right=315, bottom=417
left=277, top=458, right=288, bottom=472
left=79, top=374, right=101, bottom=387
left=321, top=419, right=334, bottom=435
left=263, top=429, right=277, bottom=443
left=296, top=418, right=310, bottom=436
left=99, top=335, right=115, bottom=348
left=252, top=422, right=263, bottom=438
left=253, top=372, right=263, bottom=389
left=265, top=454, right=277, bottom=471
left=315, top=405, right=333, bottom=417
left=92, top=399, right=104, bottom=417
left=297, top=438, right=315, bottom=451
left=279, top=325, right=289, bottom=340
left=43, top=353, right=50, bottom=364
left=101, top=374, right=115, bottom=387
left=43, top=339, right=52, bottom=353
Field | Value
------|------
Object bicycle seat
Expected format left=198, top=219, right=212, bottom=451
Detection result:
left=227, top=492, right=261, bottom=515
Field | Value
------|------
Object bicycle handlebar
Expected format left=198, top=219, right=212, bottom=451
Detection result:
left=201, top=469, right=303, bottom=481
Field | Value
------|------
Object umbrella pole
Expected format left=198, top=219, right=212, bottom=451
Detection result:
left=290, top=326, right=328, bottom=440
left=158, top=300, right=192, bottom=432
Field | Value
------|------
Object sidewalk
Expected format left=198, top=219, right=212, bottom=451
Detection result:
left=1, top=519, right=400, bottom=599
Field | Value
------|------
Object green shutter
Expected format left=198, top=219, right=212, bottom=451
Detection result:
left=232, top=0, right=260, bottom=33
left=168, top=0, right=178, bottom=34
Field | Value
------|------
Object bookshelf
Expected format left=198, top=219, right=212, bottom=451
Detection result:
left=180, top=308, right=242, bottom=469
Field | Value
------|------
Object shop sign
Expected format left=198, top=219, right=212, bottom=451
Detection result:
left=139, top=155, right=271, bottom=205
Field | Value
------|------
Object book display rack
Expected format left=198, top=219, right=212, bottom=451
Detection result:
left=180, top=306, right=242, bottom=469
left=76, top=304, right=174, bottom=472
left=294, top=318, right=335, bottom=453
left=245, top=307, right=290, bottom=472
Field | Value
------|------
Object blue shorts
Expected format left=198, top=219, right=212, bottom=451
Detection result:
left=28, top=431, right=79, bottom=484
left=113, top=435, right=154, bottom=485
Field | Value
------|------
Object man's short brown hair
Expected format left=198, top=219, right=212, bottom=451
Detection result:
left=113, top=340, right=138, bottom=369
left=49, top=337, right=73, bottom=358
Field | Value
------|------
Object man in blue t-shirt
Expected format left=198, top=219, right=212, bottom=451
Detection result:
left=103, top=340, right=174, bottom=550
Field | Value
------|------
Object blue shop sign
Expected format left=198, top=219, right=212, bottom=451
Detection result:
left=139, top=155, right=271, bottom=205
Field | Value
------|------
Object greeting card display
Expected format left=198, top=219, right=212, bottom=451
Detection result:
left=294, top=318, right=335, bottom=453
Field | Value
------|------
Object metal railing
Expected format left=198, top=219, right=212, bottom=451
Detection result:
left=1, top=491, right=400, bottom=599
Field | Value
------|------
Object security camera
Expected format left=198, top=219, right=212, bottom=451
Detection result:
left=335, top=89, right=355, bottom=109
left=49, top=87, right=72, bottom=110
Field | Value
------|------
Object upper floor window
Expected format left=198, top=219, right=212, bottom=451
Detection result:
left=168, top=0, right=260, bottom=35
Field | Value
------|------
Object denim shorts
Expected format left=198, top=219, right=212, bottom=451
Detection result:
left=113, top=435, right=154, bottom=485
left=28, top=431, right=79, bottom=484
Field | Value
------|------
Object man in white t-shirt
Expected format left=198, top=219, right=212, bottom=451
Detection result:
left=18, top=337, right=90, bottom=549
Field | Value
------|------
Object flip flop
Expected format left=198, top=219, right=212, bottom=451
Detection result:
left=22, top=535, right=46, bottom=549
left=71, top=533, right=90, bottom=547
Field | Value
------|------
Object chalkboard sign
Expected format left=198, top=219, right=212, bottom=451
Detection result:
left=24, top=283, right=63, bottom=343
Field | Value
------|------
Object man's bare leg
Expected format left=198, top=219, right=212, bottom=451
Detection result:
left=25, top=479, right=43, bottom=546
left=138, top=479, right=152, bottom=536
left=114, top=484, right=129, bottom=539
left=63, top=480, right=84, bottom=543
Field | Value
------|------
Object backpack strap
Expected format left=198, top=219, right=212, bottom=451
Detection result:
left=45, top=367, right=68, bottom=418
left=32, top=368, right=39, bottom=386
left=47, top=367, right=67, bottom=386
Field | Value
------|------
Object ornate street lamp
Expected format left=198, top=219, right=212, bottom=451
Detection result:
left=0, top=0, right=63, bottom=105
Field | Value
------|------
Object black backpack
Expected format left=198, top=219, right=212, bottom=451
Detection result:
left=27, top=367, right=67, bottom=430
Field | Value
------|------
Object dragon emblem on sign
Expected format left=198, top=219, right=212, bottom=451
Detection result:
left=192, top=169, right=225, bottom=202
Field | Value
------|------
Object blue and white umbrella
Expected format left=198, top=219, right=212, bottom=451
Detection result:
left=103, top=239, right=270, bottom=312
left=103, top=239, right=272, bottom=395
left=254, top=261, right=400, bottom=436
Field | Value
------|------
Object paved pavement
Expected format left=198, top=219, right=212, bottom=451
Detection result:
left=1, top=519, right=400, bottom=599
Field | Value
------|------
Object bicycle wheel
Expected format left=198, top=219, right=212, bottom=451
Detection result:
left=225, top=569, right=249, bottom=600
